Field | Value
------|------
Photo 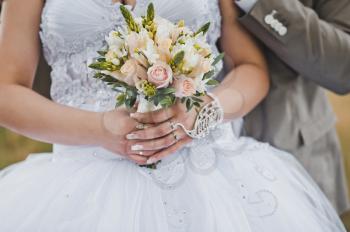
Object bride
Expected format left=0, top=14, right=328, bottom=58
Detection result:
left=0, top=0, right=346, bottom=231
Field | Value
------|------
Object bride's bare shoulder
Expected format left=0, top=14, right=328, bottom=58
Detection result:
left=0, top=0, right=44, bottom=87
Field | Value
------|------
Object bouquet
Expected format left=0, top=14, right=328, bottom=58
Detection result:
left=89, top=3, right=224, bottom=113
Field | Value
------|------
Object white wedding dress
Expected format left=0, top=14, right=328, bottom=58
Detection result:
left=0, top=0, right=346, bottom=231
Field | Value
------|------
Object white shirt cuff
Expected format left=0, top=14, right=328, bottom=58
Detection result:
left=235, top=0, right=258, bottom=13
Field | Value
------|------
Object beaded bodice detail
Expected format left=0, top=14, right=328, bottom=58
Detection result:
left=40, top=0, right=222, bottom=110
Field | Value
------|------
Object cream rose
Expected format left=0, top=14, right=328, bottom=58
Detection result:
left=121, top=59, right=137, bottom=77
left=157, top=38, right=172, bottom=63
left=155, top=17, right=175, bottom=44
left=174, top=75, right=196, bottom=98
left=120, top=59, right=149, bottom=85
left=126, top=30, right=148, bottom=54
left=147, top=61, right=173, bottom=88
left=119, top=59, right=141, bottom=85
left=189, top=57, right=212, bottom=77
left=136, top=65, right=148, bottom=80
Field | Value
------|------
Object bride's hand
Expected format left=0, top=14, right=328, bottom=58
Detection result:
left=126, top=96, right=212, bottom=164
left=98, top=109, right=158, bottom=165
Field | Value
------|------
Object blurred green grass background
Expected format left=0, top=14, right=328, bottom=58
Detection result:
left=0, top=130, right=52, bottom=169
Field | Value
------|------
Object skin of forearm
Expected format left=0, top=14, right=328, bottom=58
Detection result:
left=0, top=84, right=104, bottom=146
left=212, top=64, right=269, bottom=121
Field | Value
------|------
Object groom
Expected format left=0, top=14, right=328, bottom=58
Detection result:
left=234, top=0, right=350, bottom=213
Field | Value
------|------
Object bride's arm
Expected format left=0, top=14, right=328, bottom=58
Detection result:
left=126, top=0, right=270, bottom=163
left=0, top=0, right=148, bottom=163
left=212, top=0, right=269, bottom=119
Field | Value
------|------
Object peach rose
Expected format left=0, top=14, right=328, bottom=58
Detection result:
left=147, top=61, right=173, bottom=88
left=174, top=75, right=196, bottom=98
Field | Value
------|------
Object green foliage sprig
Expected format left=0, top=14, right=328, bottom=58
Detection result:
left=120, top=4, right=140, bottom=33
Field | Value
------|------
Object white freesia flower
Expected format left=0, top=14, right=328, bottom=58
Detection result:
left=193, top=34, right=212, bottom=57
left=194, top=75, right=207, bottom=93
left=105, top=50, right=123, bottom=65
left=132, top=52, right=149, bottom=68
left=126, top=31, right=145, bottom=54
left=141, top=38, right=159, bottom=65
left=154, top=17, right=175, bottom=44
left=171, top=25, right=192, bottom=43
left=135, top=17, right=143, bottom=26
left=105, top=31, right=124, bottom=48
left=111, top=58, right=121, bottom=66
left=172, top=40, right=200, bottom=72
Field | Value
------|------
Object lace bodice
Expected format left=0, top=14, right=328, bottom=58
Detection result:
left=40, top=0, right=222, bottom=110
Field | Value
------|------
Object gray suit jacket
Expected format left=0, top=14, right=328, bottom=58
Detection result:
left=238, top=0, right=350, bottom=213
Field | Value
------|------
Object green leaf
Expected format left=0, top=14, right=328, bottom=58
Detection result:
left=116, top=94, right=126, bottom=107
left=185, top=98, right=193, bottom=112
left=89, top=61, right=119, bottom=71
left=170, top=51, right=185, bottom=69
left=125, top=96, right=137, bottom=109
left=153, top=95, right=161, bottom=106
left=203, top=70, right=215, bottom=80
left=191, top=96, right=204, bottom=103
left=159, top=96, right=174, bottom=108
left=193, top=102, right=201, bottom=108
left=206, top=79, right=220, bottom=86
left=93, top=72, right=104, bottom=79
left=194, top=22, right=210, bottom=36
left=93, top=73, right=131, bottom=88
left=204, top=53, right=212, bottom=59
left=97, top=50, right=108, bottom=56
left=126, top=89, right=136, bottom=97
left=157, top=88, right=176, bottom=95
left=120, top=4, right=140, bottom=32
left=102, top=76, right=118, bottom=83
left=147, top=3, right=155, bottom=23
left=97, top=57, right=106, bottom=62
left=212, top=52, right=225, bottom=66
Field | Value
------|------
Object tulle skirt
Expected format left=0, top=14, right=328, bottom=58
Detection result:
left=0, top=123, right=346, bottom=231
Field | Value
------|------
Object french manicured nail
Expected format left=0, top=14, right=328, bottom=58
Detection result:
left=126, top=134, right=138, bottom=140
left=131, top=144, right=143, bottom=151
left=147, top=157, right=158, bottom=164
left=138, top=151, right=145, bottom=156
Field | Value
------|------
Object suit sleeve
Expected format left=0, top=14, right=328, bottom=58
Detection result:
left=238, top=0, right=350, bottom=94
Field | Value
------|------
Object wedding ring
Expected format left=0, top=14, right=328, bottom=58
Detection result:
left=169, top=120, right=177, bottom=130
left=172, top=131, right=179, bottom=142
left=136, top=123, right=146, bottom=130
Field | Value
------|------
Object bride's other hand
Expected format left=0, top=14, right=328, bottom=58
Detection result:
left=98, top=109, right=158, bottom=165
left=124, top=96, right=211, bottom=164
